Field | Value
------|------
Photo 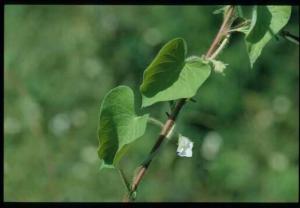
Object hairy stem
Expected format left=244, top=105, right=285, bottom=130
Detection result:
left=209, top=34, right=230, bottom=60
left=125, top=5, right=236, bottom=202
left=205, top=6, right=235, bottom=58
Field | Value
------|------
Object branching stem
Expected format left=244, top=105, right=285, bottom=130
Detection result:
left=124, top=5, right=236, bottom=202
left=205, top=6, right=235, bottom=58
left=209, top=34, right=230, bottom=60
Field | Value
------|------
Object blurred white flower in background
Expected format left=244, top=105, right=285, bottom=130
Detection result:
left=143, top=27, right=162, bottom=46
left=48, top=113, right=71, bottom=137
left=83, top=59, right=103, bottom=79
left=268, top=152, right=289, bottom=172
left=201, top=131, right=223, bottom=160
left=80, top=146, right=98, bottom=164
left=177, top=134, right=194, bottom=157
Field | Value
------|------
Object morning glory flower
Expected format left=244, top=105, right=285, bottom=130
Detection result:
left=177, top=135, right=193, bottom=157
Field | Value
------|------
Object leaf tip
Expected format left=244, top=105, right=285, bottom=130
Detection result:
left=99, top=160, right=115, bottom=171
left=141, top=97, right=151, bottom=108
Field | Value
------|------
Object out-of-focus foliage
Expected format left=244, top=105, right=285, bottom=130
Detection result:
left=4, top=5, right=299, bottom=202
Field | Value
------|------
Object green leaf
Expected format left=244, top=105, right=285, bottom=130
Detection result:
left=245, top=6, right=292, bottom=68
left=213, top=6, right=229, bottom=15
left=238, top=6, right=257, bottom=20
left=140, top=38, right=187, bottom=98
left=97, top=86, right=149, bottom=168
left=237, top=6, right=244, bottom=18
left=142, top=56, right=211, bottom=107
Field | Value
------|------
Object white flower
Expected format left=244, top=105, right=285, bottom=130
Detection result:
left=177, top=135, right=194, bottom=157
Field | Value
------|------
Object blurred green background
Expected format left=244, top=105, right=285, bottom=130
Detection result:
left=4, top=5, right=299, bottom=202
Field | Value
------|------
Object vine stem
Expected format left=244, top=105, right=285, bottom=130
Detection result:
left=124, top=5, right=236, bottom=202
left=205, top=6, right=235, bottom=58
left=209, top=34, right=230, bottom=60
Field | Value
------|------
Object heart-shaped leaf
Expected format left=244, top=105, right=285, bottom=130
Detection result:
left=97, top=86, right=149, bottom=168
left=140, top=38, right=187, bottom=99
left=142, top=56, right=211, bottom=107
left=245, top=6, right=291, bottom=67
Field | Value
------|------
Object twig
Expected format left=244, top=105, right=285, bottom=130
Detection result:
left=209, top=34, right=230, bottom=60
left=205, top=6, right=235, bottom=58
left=125, top=5, right=236, bottom=202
